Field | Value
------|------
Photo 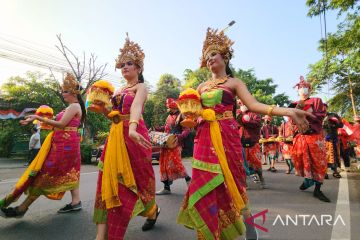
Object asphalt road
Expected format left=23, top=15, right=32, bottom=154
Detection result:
left=0, top=159, right=359, bottom=240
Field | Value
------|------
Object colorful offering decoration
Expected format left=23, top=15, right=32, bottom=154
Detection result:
left=34, top=105, right=54, bottom=130
left=86, top=80, right=115, bottom=113
left=177, top=88, right=203, bottom=128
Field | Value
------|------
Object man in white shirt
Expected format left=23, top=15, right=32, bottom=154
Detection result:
left=26, top=127, right=41, bottom=166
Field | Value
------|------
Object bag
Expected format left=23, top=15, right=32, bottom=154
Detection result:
left=149, top=131, right=177, bottom=149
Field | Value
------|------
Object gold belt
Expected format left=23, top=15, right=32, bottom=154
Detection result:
left=54, top=127, right=78, bottom=131
left=215, top=111, right=233, bottom=120
left=112, top=114, right=130, bottom=124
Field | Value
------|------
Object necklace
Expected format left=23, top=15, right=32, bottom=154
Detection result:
left=205, top=75, right=230, bottom=90
left=122, top=81, right=139, bottom=91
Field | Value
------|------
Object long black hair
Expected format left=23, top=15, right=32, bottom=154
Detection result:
left=138, top=72, right=145, bottom=83
left=225, top=62, right=237, bottom=118
left=225, top=63, right=234, bottom=77
left=77, top=93, right=86, bottom=125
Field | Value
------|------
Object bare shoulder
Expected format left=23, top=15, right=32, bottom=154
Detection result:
left=197, top=82, right=207, bottom=93
left=68, top=103, right=81, bottom=110
left=228, top=77, right=244, bottom=85
left=137, top=82, right=147, bottom=88
left=135, top=82, right=148, bottom=92
left=64, top=103, right=82, bottom=118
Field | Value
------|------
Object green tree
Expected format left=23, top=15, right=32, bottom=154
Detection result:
left=233, top=68, right=291, bottom=107
left=1, top=71, right=110, bottom=143
left=183, top=68, right=211, bottom=89
left=143, top=98, right=155, bottom=128
left=306, top=0, right=360, bottom=119
left=148, top=74, right=181, bottom=128
left=86, top=111, right=110, bottom=141
left=1, top=71, right=65, bottom=112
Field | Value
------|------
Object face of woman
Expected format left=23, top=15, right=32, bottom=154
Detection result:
left=206, top=52, right=226, bottom=73
left=61, top=90, right=77, bottom=103
left=120, top=61, right=140, bottom=81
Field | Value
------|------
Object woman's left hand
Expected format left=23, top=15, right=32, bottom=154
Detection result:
left=20, top=115, right=38, bottom=125
left=288, top=108, right=314, bottom=133
left=129, top=129, right=152, bottom=149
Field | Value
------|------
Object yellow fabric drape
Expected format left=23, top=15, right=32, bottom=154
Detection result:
left=15, top=131, right=54, bottom=189
left=102, top=121, right=136, bottom=209
left=209, top=121, right=245, bottom=211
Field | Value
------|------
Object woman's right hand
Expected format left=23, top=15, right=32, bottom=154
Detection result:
left=288, top=108, right=314, bottom=133
left=129, top=129, right=152, bottom=150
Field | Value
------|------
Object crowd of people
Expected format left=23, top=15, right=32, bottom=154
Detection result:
left=1, top=27, right=359, bottom=240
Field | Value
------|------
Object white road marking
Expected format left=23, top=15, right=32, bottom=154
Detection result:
left=331, top=171, right=351, bottom=240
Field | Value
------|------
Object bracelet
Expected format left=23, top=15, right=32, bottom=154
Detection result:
left=129, top=120, right=139, bottom=126
left=267, top=105, right=276, bottom=116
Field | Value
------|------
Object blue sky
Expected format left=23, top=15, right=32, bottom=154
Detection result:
left=0, top=0, right=340, bottom=100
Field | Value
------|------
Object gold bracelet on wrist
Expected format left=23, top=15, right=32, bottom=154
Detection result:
left=129, top=120, right=139, bottom=126
left=267, top=105, right=276, bottom=116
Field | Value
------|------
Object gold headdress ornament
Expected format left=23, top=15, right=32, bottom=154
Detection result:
left=200, top=21, right=236, bottom=68
left=62, top=72, right=80, bottom=94
left=115, top=33, right=145, bottom=71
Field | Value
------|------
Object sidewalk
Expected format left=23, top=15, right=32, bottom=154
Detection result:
left=0, top=157, right=27, bottom=169
left=0, top=157, right=99, bottom=181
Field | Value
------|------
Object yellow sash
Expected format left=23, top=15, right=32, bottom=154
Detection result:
left=209, top=121, right=245, bottom=211
left=101, top=121, right=136, bottom=209
left=15, top=131, right=54, bottom=189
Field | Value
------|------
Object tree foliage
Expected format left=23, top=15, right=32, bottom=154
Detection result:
left=145, top=74, right=181, bottom=128
left=1, top=71, right=65, bottom=112
left=233, top=68, right=291, bottom=107
left=0, top=71, right=110, bottom=142
left=183, top=68, right=211, bottom=90
left=306, top=0, right=360, bottom=119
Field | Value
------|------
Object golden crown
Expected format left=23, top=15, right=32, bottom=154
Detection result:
left=115, top=33, right=145, bottom=71
left=62, top=72, right=80, bottom=94
left=200, top=27, right=234, bottom=67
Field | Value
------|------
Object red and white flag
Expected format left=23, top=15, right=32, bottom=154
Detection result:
left=342, top=119, right=354, bottom=136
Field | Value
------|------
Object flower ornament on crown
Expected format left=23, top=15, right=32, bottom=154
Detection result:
left=115, top=33, right=145, bottom=71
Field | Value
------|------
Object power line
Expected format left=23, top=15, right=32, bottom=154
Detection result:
left=0, top=33, right=161, bottom=89
left=0, top=38, right=122, bottom=88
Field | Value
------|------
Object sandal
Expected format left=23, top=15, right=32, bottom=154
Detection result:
left=333, top=172, right=342, bottom=178
left=142, top=206, right=160, bottom=231
left=0, top=206, right=27, bottom=218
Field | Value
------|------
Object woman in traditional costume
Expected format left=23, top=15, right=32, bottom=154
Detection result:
left=0, top=73, right=85, bottom=217
left=177, top=27, right=313, bottom=240
left=93, top=34, right=160, bottom=240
